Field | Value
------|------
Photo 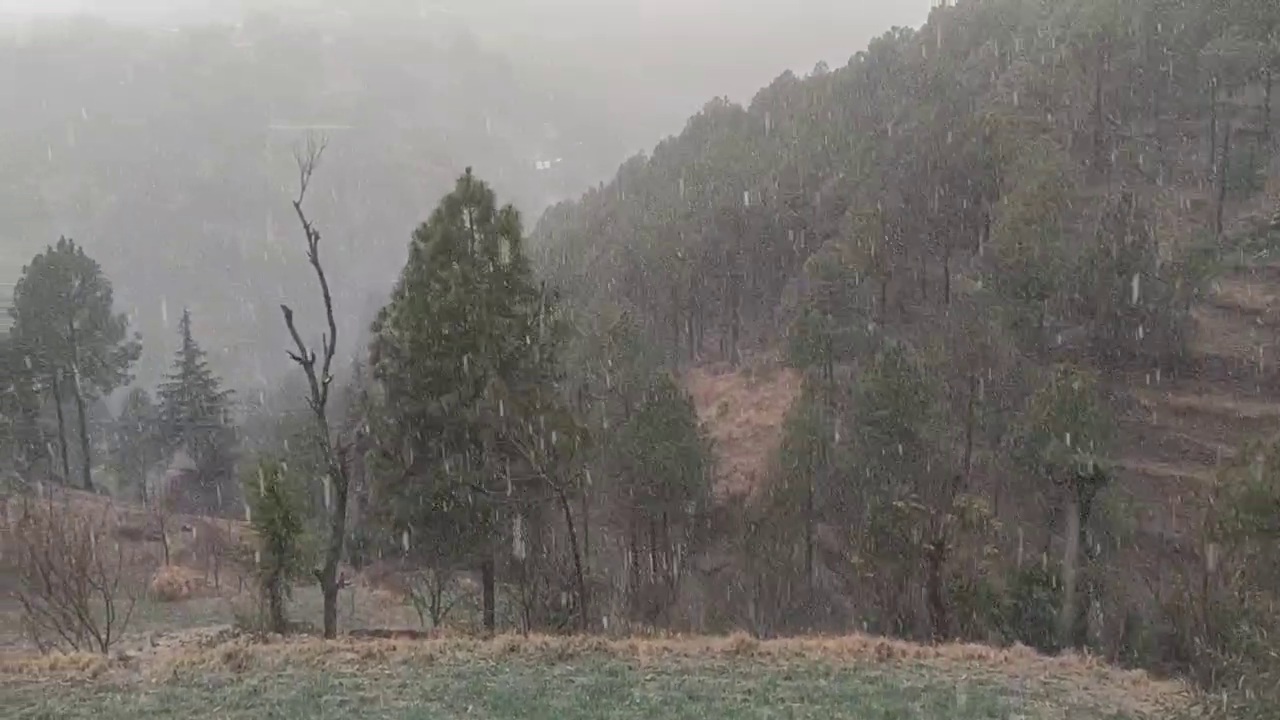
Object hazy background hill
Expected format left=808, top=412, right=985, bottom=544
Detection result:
left=0, top=1, right=929, bottom=393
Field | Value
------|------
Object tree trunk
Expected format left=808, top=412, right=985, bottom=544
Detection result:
left=66, top=320, right=93, bottom=492
left=804, top=470, right=814, bottom=590
left=71, top=377, right=93, bottom=492
left=925, top=539, right=949, bottom=642
left=943, top=243, right=952, bottom=306
left=157, top=511, right=171, bottom=565
left=648, top=518, right=659, bottom=582
left=480, top=554, right=496, bottom=634
left=1215, top=121, right=1232, bottom=238
left=1059, top=491, right=1082, bottom=651
left=670, top=285, right=681, bottom=363
left=1093, top=45, right=1106, bottom=174
left=963, top=373, right=977, bottom=482
left=318, top=475, right=348, bottom=639
left=267, top=567, right=287, bottom=634
left=1264, top=68, right=1272, bottom=148
left=1208, top=80, right=1218, bottom=180
left=555, top=487, right=589, bottom=631
left=49, top=370, right=71, bottom=483
left=918, top=250, right=927, bottom=301
left=628, top=519, right=640, bottom=603
left=581, top=482, right=591, bottom=570
left=729, top=276, right=742, bottom=367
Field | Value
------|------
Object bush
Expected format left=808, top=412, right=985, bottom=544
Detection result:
left=12, top=495, right=142, bottom=654
left=149, top=564, right=206, bottom=602
left=243, top=458, right=307, bottom=635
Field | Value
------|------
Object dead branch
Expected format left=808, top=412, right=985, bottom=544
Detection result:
left=279, top=132, right=352, bottom=639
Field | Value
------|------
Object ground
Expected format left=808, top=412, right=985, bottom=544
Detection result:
left=0, top=633, right=1190, bottom=719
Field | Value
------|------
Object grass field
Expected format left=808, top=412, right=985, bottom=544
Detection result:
left=0, top=634, right=1189, bottom=720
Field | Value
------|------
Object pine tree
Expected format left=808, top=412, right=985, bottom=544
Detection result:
left=110, top=387, right=163, bottom=505
left=9, top=238, right=141, bottom=491
left=0, top=333, right=48, bottom=479
left=157, top=308, right=235, bottom=512
left=371, top=168, right=567, bottom=633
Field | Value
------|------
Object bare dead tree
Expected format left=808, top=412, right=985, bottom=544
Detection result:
left=279, top=135, right=351, bottom=639
left=13, top=496, right=140, bottom=654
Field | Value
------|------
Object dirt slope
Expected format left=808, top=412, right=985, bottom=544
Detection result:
left=685, top=362, right=802, bottom=498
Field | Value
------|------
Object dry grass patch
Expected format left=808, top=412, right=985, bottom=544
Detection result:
left=0, top=631, right=1194, bottom=719
left=114, top=632, right=1189, bottom=717
left=686, top=363, right=802, bottom=498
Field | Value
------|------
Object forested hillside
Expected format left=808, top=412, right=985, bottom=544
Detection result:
left=5, top=0, right=1280, bottom=716
left=533, top=0, right=1280, bottom=708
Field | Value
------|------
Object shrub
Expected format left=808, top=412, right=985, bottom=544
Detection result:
left=12, top=495, right=141, bottom=654
left=243, top=458, right=307, bottom=635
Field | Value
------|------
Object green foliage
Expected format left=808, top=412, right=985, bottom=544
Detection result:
left=1225, top=143, right=1268, bottom=200
left=10, top=238, right=142, bottom=399
left=9, top=237, right=141, bottom=489
left=1002, top=564, right=1066, bottom=655
left=109, top=387, right=163, bottom=504
left=1073, top=191, right=1204, bottom=368
left=1014, top=365, right=1113, bottom=483
left=157, top=309, right=233, bottom=460
left=156, top=308, right=236, bottom=513
left=243, top=458, right=307, bottom=635
left=613, top=374, right=712, bottom=516
left=0, top=333, right=47, bottom=478
left=369, top=169, right=571, bottom=628
left=985, top=139, right=1078, bottom=344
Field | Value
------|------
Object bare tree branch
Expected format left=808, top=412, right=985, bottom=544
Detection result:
left=14, top=493, right=140, bottom=654
left=278, top=132, right=351, bottom=639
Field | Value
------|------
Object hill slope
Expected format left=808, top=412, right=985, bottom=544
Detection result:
left=532, top=0, right=1280, bottom=693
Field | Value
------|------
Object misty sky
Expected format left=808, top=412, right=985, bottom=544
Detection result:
left=0, top=1, right=932, bottom=78
left=0, top=0, right=934, bottom=390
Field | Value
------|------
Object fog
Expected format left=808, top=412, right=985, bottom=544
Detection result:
left=0, top=0, right=930, bottom=398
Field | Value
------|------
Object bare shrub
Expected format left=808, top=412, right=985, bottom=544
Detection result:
left=173, top=519, right=243, bottom=592
left=149, top=564, right=205, bottom=602
left=12, top=497, right=141, bottom=654
left=405, top=566, right=460, bottom=629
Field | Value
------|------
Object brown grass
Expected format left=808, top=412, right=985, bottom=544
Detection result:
left=1114, top=458, right=1218, bottom=485
left=1131, top=387, right=1280, bottom=421
left=1213, top=277, right=1280, bottom=316
left=686, top=362, right=802, bottom=498
left=1192, top=305, right=1274, bottom=363
left=149, top=565, right=209, bottom=603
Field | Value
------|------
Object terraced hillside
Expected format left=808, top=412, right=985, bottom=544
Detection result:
left=529, top=1, right=1280, bottom=704
left=1113, top=203, right=1280, bottom=520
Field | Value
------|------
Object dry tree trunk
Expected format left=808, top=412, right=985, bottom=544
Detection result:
left=280, top=136, right=351, bottom=640
left=49, top=370, right=71, bottom=483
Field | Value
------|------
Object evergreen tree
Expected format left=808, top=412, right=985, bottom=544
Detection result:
left=0, top=333, right=48, bottom=479
left=9, top=238, right=141, bottom=491
left=157, top=308, right=235, bottom=512
left=371, top=168, right=567, bottom=633
left=109, top=387, right=163, bottom=505
left=244, top=458, right=307, bottom=636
